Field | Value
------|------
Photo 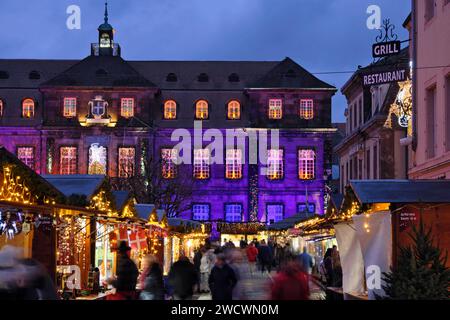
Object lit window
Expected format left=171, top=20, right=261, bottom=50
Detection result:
left=195, top=100, right=208, bottom=120
left=161, top=148, right=177, bottom=179
left=267, top=204, right=284, bottom=224
left=60, top=147, right=77, bottom=175
left=193, top=149, right=210, bottom=179
left=121, top=98, right=134, bottom=118
left=22, top=99, right=35, bottom=118
left=0, top=99, right=3, bottom=117
left=118, top=147, right=135, bottom=178
left=88, top=143, right=107, bottom=175
left=164, top=100, right=177, bottom=119
left=298, top=149, right=315, bottom=180
left=227, top=100, right=241, bottom=120
left=225, top=204, right=242, bottom=222
left=297, top=203, right=315, bottom=215
left=192, top=204, right=210, bottom=221
left=268, top=99, right=282, bottom=119
left=267, top=149, right=284, bottom=180
left=17, top=147, right=34, bottom=170
left=225, top=149, right=242, bottom=179
left=299, top=99, right=314, bottom=119
left=63, top=97, right=77, bottom=118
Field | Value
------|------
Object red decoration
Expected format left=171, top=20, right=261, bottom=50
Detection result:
left=129, top=229, right=148, bottom=251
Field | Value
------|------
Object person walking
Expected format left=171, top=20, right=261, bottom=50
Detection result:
left=193, top=247, right=203, bottom=293
left=239, top=237, right=247, bottom=249
left=257, top=240, right=273, bottom=274
left=322, top=248, right=334, bottom=287
left=139, top=254, right=164, bottom=300
left=107, top=241, right=139, bottom=300
left=297, top=246, right=314, bottom=275
left=168, top=256, right=198, bottom=300
left=245, top=242, right=258, bottom=276
left=271, top=261, right=310, bottom=300
left=208, top=254, right=237, bottom=300
left=199, top=247, right=215, bottom=293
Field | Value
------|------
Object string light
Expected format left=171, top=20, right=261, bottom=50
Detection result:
left=0, top=165, right=34, bottom=204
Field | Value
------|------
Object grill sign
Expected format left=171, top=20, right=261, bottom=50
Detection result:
left=363, top=68, right=408, bottom=86
left=372, top=40, right=401, bottom=58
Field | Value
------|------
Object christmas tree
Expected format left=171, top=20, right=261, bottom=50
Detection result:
left=380, top=219, right=450, bottom=300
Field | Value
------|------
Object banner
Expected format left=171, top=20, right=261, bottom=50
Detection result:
left=334, top=223, right=365, bottom=296
left=353, top=211, right=392, bottom=300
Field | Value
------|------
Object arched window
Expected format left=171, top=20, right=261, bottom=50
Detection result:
left=0, top=99, right=3, bottom=117
left=22, top=99, right=35, bottom=118
left=198, top=73, right=209, bottom=82
left=195, top=100, right=209, bottom=120
left=164, top=100, right=177, bottom=119
left=227, top=100, right=241, bottom=120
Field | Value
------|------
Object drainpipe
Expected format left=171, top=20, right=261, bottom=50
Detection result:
left=411, top=0, right=418, bottom=152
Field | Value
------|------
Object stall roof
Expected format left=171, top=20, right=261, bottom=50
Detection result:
left=267, top=213, right=314, bottom=230
left=42, top=175, right=105, bottom=199
left=168, top=218, right=203, bottom=228
left=331, top=193, right=344, bottom=209
left=350, top=180, right=450, bottom=204
left=112, top=190, right=131, bottom=211
left=135, top=204, right=165, bottom=221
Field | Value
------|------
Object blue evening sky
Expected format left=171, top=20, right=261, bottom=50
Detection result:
left=0, top=0, right=411, bottom=122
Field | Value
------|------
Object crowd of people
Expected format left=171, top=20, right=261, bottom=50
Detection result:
left=0, top=238, right=343, bottom=300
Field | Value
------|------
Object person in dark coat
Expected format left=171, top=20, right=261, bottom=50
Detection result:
left=193, top=247, right=203, bottom=293
left=168, top=256, right=198, bottom=300
left=139, top=254, right=165, bottom=300
left=208, top=254, right=237, bottom=300
left=257, top=240, right=273, bottom=274
left=108, top=241, right=139, bottom=300
left=323, top=248, right=334, bottom=287
left=239, top=237, right=247, bottom=249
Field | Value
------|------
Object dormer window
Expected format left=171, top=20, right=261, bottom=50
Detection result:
left=0, top=71, right=9, bottom=79
left=29, top=71, right=40, bottom=80
left=268, top=99, right=282, bottom=119
left=198, top=73, right=209, bottom=82
left=121, top=98, right=134, bottom=118
left=166, top=73, right=178, bottom=82
left=285, top=69, right=296, bottom=78
left=228, top=73, right=240, bottom=82
left=63, top=97, right=77, bottom=118
left=96, top=69, right=108, bottom=77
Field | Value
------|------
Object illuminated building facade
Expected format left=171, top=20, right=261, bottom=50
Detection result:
left=0, top=5, right=336, bottom=224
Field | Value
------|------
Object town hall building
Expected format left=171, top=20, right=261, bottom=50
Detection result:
left=0, top=4, right=337, bottom=225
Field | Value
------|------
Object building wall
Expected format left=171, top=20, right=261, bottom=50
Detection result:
left=410, top=0, right=450, bottom=179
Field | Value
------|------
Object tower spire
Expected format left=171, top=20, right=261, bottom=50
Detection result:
left=104, top=1, right=109, bottom=24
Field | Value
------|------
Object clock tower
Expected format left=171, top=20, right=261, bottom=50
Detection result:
left=98, top=2, right=114, bottom=56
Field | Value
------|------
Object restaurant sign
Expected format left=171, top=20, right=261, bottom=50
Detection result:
left=363, top=68, right=408, bottom=87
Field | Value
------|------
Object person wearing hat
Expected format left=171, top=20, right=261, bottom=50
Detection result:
left=107, top=241, right=139, bottom=300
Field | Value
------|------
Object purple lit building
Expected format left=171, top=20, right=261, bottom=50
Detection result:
left=0, top=6, right=336, bottom=226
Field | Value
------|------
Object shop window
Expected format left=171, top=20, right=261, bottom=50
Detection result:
left=297, top=203, right=315, bottom=215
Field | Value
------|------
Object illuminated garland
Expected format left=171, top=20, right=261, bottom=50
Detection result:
left=88, top=190, right=117, bottom=217
left=0, top=165, right=33, bottom=204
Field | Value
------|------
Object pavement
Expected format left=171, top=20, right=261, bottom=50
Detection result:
left=193, top=264, right=325, bottom=300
